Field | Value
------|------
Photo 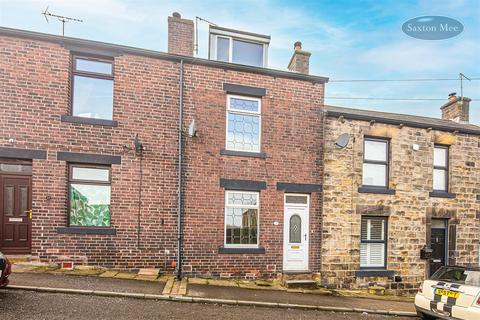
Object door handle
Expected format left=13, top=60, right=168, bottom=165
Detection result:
left=25, top=209, right=32, bottom=220
left=304, top=233, right=307, bottom=241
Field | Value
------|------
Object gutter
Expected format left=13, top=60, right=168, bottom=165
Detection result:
left=176, top=59, right=184, bottom=280
left=325, top=110, right=480, bottom=136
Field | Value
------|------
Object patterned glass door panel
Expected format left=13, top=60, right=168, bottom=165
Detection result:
left=289, top=214, right=302, bottom=243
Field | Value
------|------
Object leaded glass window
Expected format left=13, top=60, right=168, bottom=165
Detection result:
left=226, top=95, right=261, bottom=152
left=69, top=165, right=111, bottom=227
left=225, top=191, right=259, bottom=247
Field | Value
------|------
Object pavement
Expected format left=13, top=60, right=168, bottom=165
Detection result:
left=4, top=271, right=417, bottom=317
left=0, top=290, right=415, bottom=320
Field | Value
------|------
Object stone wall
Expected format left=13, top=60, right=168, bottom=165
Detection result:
left=321, top=115, right=480, bottom=294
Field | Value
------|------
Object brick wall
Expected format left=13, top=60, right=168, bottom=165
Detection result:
left=0, top=34, right=325, bottom=276
left=0, top=35, right=180, bottom=269
left=321, top=116, right=480, bottom=294
left=168, top=14, right=194, bottom=56
left=180, top=65, right=325, bottom=279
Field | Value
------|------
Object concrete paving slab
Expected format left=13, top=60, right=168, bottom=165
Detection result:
left=113, top=272, right=137, bottom=280
left=207, top=279, right=238, bottom=287
left=187, top=283, right=415, bottom=313
left=9, top=272, right=165, bottom=295
left=188, top=277, right=208, bottom=285
left=162, top=278, right=174, bottom=295
left=98, top=271, right=119, bottom=278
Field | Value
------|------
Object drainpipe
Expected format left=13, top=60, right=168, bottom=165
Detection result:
left=176, top=59, right=184, bottom=280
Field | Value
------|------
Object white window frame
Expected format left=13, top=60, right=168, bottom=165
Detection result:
left=433, top=145, right=449, bottom=192
left=224, top=190, right=260, bottom=248
left=360, top=217, right=387, bottom=268
left=214, top=35, right=268, bottom=67
left=225, top=94, right=262, bottom=153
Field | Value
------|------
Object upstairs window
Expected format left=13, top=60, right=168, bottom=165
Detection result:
left=360, top=217, right=387, bottom=268
left=362, top=138, right=389, bottom=188
left=210, top=26, right=269, bottom=68
left=216, top=37, right=264, bottom=67
left=72, top=55, right=114, bottom=120
left=433, top=145, right=449, bottom=192
left=226, top=95, right=261, bottom=153
left=69, top=164, right=111, bottom=227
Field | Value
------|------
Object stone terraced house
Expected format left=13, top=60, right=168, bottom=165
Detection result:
left=0, top=11, right=478, bottom=294
left=322, top=98, right=479, bottom=294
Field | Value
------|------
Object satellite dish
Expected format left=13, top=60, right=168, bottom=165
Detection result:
left=335, top=133, right=350, bottom=148
left=134, top=134, right=144, bottom=154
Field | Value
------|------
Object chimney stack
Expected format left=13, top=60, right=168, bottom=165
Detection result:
left=168, top=12, right=194, bottom=56
left=440, top=92, right=471, bottom=123
left=287, top=41, right=311, bottom=74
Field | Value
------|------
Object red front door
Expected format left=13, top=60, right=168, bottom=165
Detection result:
left=0, top=175, right=32, bottom=253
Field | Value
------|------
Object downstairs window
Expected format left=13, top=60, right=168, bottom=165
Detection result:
left=69, top=164, right=111, bottom=227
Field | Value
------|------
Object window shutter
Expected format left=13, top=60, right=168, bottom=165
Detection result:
left=361, top=219, right=368, bottom=240
left=360, top=217, right=386, bottom=267
left=368, top=243, right=385, bottom=266
left=370, top=219, right=384, bottom=240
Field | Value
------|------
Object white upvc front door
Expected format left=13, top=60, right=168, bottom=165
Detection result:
left=283, top=194, right=309, bottom=271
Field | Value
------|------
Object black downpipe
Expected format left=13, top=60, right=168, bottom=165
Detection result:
left=176, top=59, right=184, bottom=280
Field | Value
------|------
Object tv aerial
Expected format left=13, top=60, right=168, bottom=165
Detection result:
left=42, top=6, right=83, bottom=36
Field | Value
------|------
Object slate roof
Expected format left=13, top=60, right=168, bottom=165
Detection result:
left=0, top=27, right=328, bottom=84
left=325, top=105, right=480, bottom=135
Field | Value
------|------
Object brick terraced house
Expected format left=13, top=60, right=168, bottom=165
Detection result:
left=0, top=13, right=327, bottom=279
left=322, top=96, right=480, bottom=294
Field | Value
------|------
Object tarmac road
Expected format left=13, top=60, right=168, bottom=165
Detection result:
left=0, top=290, right=415, bottom=320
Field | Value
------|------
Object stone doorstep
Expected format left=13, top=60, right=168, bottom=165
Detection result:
left=135, top=275, right=159, bottom=281
left=137, top=268, right=160, bottom=277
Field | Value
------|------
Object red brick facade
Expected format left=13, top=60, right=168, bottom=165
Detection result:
left=0, top=28, right=326, bottom=277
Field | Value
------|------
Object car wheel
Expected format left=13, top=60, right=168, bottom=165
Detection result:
left=417, top=311, right=436, bottom=320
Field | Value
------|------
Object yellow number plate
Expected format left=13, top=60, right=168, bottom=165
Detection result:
left=435, top=288, right=460, bottom=299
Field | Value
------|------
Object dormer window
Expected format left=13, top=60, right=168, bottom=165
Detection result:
left=209, top=25, right=269, bottom=68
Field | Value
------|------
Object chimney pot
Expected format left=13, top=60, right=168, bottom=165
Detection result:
left=288, top=41, right=311, bottom=74
left=448, top=92, right=457, bottom=101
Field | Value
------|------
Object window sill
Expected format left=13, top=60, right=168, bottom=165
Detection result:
left=57, top=227, right=116, bottom=235
left=355, top=269, right=394, bottom=277
left=61, top=115, right=118, bottom=127
left=358, top=186, right=396, bottom=195
left=220, top=149, right=266, bottom=159
left=429, top=191, right=456, bottom=199
left=218, top=246, right=265, bottom=254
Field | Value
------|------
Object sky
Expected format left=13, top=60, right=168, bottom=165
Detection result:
left=1, top=0, right=479, bottom=122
